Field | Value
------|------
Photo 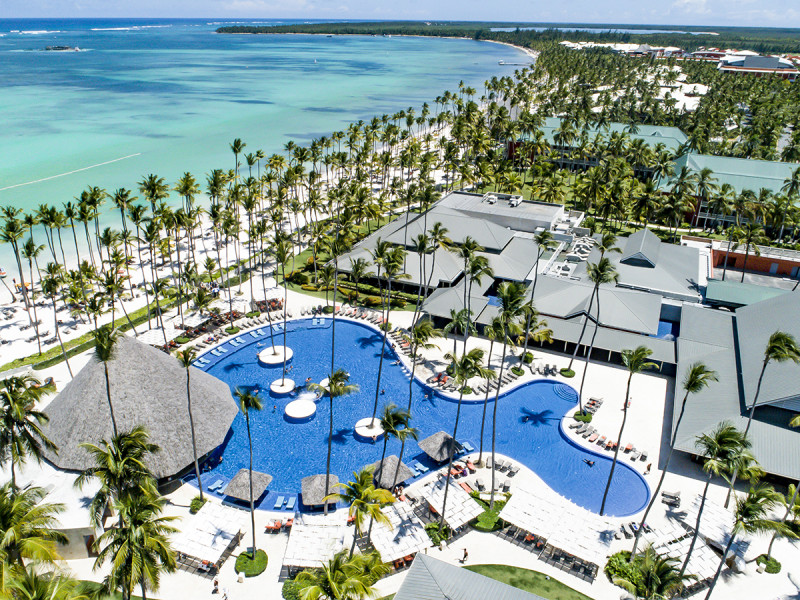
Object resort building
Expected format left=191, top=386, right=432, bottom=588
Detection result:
left=709, top=240, right=800, bottom=280
left=41, top=335, right=237, bottom=488
left=673, top=294, right=800, bottom=483
left=717, top=54, right=799, bottom=80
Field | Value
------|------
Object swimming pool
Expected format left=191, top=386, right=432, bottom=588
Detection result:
left=196, top=318, right=650, bottom=517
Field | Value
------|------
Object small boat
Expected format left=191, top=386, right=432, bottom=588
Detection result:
left=0, top=267, right=6, bottom=278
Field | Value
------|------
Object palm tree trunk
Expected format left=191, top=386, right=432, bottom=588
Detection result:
left=681, top=474, right=712, bottom=577
left=566, top=285, right=598, bottom=372
left=478, top=340, right=494, bottom=464
left=187, top=369, right=203, bottom=501
left=599, top=370, right=632, bottom=516
left=490, top=342, right=508, bottom=509
left=767, top=482, right=798, bottom=559
left=371, top=280, right=391, bottom=421
left=325, top=392, right=334, bottom=516
left=439, top=390, right=465, bottom=529
left=704, top=532, right=736, bottom=600
left=52, top=295, right=73, bottom=378
left=726, top=359, right=767, bottom=507
left=104, top=363, right=119, bottom=437
left=246, top=415, right=257, bottom=553
left=519, top=250, right=543, bottom=368
left=631, top=391, right=690, bottom=557
left=577, top=292, right=601, bottom=412
left=741, top=245, right=751, bottom=282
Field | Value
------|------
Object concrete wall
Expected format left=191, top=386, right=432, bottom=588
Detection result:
left=712, top=249, right=800, bottom=278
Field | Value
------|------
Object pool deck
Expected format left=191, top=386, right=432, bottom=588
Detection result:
left=34, top=288, right=800, bottom=600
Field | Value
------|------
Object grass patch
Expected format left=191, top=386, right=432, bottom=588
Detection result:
left=573, top=411, right=592, bottom=423
left=246, top=311, right=261, bottom=318
left=235, top=549, right=268, bottom=577
left=225, top=326, right=241, bottom=335
left=424, top=522, right=451, bottom=546
left=560, top=368, right=575, bottom=378
left=511, top=366, right=525, bottom=377
left=757, top=554, right=781, bottom=574
left=464, top=565, right=593, bottom=600
left=189, top=495, right=207, bottom=514
left=522, top=351, right=533, bottom=364
left=470, top=492, right=509, bottom=532
left=460, top=385, right=473, bottom=395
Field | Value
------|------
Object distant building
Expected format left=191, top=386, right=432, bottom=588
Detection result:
left=717, top=54, right=799, bottom=80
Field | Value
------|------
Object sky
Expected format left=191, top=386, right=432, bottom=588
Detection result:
left=1, top=0, right=799, bottom=28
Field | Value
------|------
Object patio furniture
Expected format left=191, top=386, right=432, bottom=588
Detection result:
left=274, top=495, right=285, bottom=509
left=475, top=478, right=485, bottom=491
left=286, top=496, right=296, bottom=510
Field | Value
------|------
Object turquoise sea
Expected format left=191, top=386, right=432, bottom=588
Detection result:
left=0, top=19, right=527, bottom=222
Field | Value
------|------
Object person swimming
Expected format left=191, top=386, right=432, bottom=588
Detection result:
left=583, top=459, right=595, bottom=467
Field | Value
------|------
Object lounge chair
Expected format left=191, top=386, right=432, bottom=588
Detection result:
left=414, top=462, right=429, bottom=474
left=286, top=496, right=296, bottom=511
left=575, top=424, right=588, bottom=435
left=208, top=479, right=223, bottom=492
left=475, top=477, right=485, bottom=491
left=274, top=495, right=285, bottom=509
left=507, top=464, right=519, bottom=476
left=458, top=481, right=473, bottom=494
left=587, top=433, right=598, bottom=442
left=502, top=480, right=511, bottom=492
left=640, top=451, right=648, bottom=462
left=662, top=490, right=680, bottom=500
left=596, top=436, right=606, bottom=446
left=461, top=441, right=475, bottom=453
left=582, top=427, right=595, bottom=438
left=496, top=459, right=508, bottom=472
left=624, top=444, right=633, bottom=453
left=630, top=451, right=641, bottom=460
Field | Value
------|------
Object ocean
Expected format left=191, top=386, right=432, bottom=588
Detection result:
left=0, top=18, right=527, bottom=261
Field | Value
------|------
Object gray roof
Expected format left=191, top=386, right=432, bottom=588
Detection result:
left=576, top=230, right=701, bottom=302
left=394, top=554, right=546, bottom=600
left=369, top=455, right=415, bottom=489
left=704, top=279, right=789, bottom=309
left=438, top=191, right=564, bottom=234
left=301, top=473, right=339, bottom=506
left=735, top=293, right=800, bottom=408
left=42, top=335, right=237, bottom=480
left=672, top=303, right=800, bottom=481
left=533, top=117, right=688, bottom=154
left=418, top=431, right=460, bottom=463
left=223, top=468, right=272, bottom=501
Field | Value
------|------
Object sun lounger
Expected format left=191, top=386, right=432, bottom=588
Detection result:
left=587, top=433, right=598, bottom=442
left=414, top=462, right=429, bottom=474
left=507, top=464, right=519, bottom=476
left=466, top=461, right=476, bottom=473
left=208, top=479, right=223, bottom=492
left=630, top=451, right=640, bottom=460
left=286, top=496, right=296, bottom=510
left=662, top=490, right=680, bottom=500
left=502, top=480, right=511, bottom=492
left=624, top=444, right=633, bottom=453
left=582, top=427, right=595, bottom=438
left=458, top=481, right=473, bottom=494
left=461, top=441, right=475, bottom=453
left=596, top=436, right=606, bottom=446
left=274, top=495, right=285, bottom=509
left=640, top=451, right=648, bottom=462
left=575, top=424, right=588, bottom=435
left=475, top=477, right=485, bottom=491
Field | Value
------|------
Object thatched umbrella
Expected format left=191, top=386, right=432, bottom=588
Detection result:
left=369, top=455, right=414, bottom=489
left=301, top=473, right=339, bottom=507
left=418, top=431, right=461, bottom=464
left=223, top=469, right=272, bottom=502
left=42, top=335, right=237, bottom=480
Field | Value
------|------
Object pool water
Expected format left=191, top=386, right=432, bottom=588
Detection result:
left=197, top=318, right=650, bottom=517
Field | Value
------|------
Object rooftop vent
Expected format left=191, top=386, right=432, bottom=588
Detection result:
left=484, top=194, right=497, bottom=204
left=509, top=196, right=522, bottom=208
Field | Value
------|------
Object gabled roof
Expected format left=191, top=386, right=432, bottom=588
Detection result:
left=704, top=279, right=789, bottom=309
left=620, top=228, right=661, bottom=268
left=534, top=117, right=688, bottom=154
left=394, top=554, right=546, bottom=600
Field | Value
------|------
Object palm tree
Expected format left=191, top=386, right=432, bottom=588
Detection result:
left=308, top=370, right=359, bottom=515
left=76, top=426, right=160, bottom=528
left=324, top=467, right=394, bottom=557
left=93, top=493, right=177, bottom=600
left=575, top=257, right=619, bottom=412
left=735, top=222, right=769, bottom=282
left=631, top=362, right=718, bottom=558
left=489, top=282, right=526, bottom=508
left=614, top=545, right=695, bottom=600
left=176, top=348, right=204, bottom=502
left=7, top=567, right=89, bottom=600
left=0, top=482, right=67, bottom=571
left=599, top=346, right=658, bottom=516
left=294, top=550, right=389, bottom=600
left=233, top=388, right=263, bottom=555
left=439, top=348, right=491, bottom=528
left=727, top=331, right=800, bottom=507
left=478, top=318, right=503, bottom=465
left=92, top=325, right=121, bottom=437
left=275, top=238, right=292, bottom=384
left=41, top=268, right=73, bottom=377
left=704, top=485, right=791, bottom=600
left=0, top=375, right=57, bottom=489
left=680, top=423, right=750, bottom=578
left=21, top=237, right=45, bottom=355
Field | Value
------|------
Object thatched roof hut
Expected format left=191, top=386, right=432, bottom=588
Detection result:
left=42, top=335, right=237, bottom=480
left=301, top=473, right=339, bottom=507
left=369, top=455, right=414, bottom=489
left=223, top=469, right=272, bottom=501
left=418, top=431, right=461, bottom=463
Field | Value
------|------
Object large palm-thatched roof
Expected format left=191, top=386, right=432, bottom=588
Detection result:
left=418, top=431, right=461, bottom=463
left=42, top=335, right=237, bottom=480
left=224, top=469, right=272, bottom=501
left=301, top=474, right=339, bottom=506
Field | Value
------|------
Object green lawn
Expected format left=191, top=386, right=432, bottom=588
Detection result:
left=464, top=565, right=594, bottom=600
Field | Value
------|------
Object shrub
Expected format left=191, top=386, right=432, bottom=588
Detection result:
left=282, top=579, right=302, bottom=600
left=559, top=368, right=575, bottom=378
left=424, top=522, right=451, bottom=546
left=364, top=296, right=382, bottom=307
left=300, top=284, right=318, bottom=292
left=286, top=270, right=309, bottom=285
left=189, top=495, right=207, bottom=514
left=175, top=336, right=190, bottom=345
left=511, top=366, right=525, bottom=377
left=246, top=311, right=260, bottom=318
left=757, top=554, right=781, bottom=574
left=390, top=298, right=406, bottom=308
left=605, top=551, right=642, bottom=589
left=235, top=549, right=268, bottom=577
left=460, top=386, right=473, bottom=395
left=225, top=326, right=240, bottom=335
left=322, top=305, right=335, bottom=314
left=573, top=411, right=592, bottom=423
left=522, top=352, right=533, bottom=364
left=380, top=321, right=392, bottom=332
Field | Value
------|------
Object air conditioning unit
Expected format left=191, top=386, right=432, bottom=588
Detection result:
left=509, top=196, right=522, bottom=207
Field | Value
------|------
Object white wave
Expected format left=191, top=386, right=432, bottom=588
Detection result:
left=90, top=25, right=172, bottom=32
left=0, top=153, right=142, bottom=192
left=20, top=30, right=61, bottom=34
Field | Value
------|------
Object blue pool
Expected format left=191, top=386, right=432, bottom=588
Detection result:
left=196, top=319, right=650, bottom=517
